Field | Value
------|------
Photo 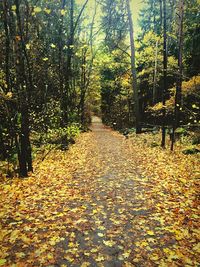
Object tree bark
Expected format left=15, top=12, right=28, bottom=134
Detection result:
left=15, top=0, right=33, bottom=176
left=59, top=0, right=66, bottom=127
left=171, top=0, right=184, bottom=151
left=61, top=0, right=89, bottom=126
left=161, top=0, right=167, bottom=148
left=126, top=0, right=141, bottom=133
left=153, top=39, right=158, bottom=103
left=2, top=0, right=10, bottom=93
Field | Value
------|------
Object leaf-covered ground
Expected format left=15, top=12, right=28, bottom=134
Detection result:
left=0, top=117, right=199, bottom=266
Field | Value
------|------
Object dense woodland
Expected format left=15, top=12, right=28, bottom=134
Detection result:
left=0, top=1, right=200, bottom=266
left=0, top=0, right=200, bottom=177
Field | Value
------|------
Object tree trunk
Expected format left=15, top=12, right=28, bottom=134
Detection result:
left=171, top=0, right=184, bottom=151
left=126, top=0, right=141, bottom=133
left=15, top=0, right=33, bottom=176
left=80, top=48, right=87, bottom=124
left=2, top=0, right=10, bottom=92
left=161, top=0, right=167, bottom=148
left=153, top=39, right=158, bottom=103
left=59, top=0, right=66, bottom=127
left=159, top=0, right=163, bottom=30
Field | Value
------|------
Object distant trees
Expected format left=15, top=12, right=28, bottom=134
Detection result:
left=99, top=0, right=199, bottom=147
left=139, top=0, right=199, bottom=147
left=99, top=0, right=132, bottom=128
left=0, top=0, right=199, bottom=177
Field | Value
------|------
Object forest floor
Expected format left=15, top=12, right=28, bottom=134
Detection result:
left=0, top=117, right=199, bottom=267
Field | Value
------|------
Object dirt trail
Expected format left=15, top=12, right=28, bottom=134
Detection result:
left=57, top=117, right=160, bottom=266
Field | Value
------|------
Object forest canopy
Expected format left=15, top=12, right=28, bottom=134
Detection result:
left=0, top=0, right=200, bottom=177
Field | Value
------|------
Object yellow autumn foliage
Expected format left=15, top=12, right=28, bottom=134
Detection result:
left=150, top=75, right=200, bottom=113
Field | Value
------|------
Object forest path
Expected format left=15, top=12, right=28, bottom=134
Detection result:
left=57, top=116, right=156, bottom=266
left=0, top=117, right=199, bottom=266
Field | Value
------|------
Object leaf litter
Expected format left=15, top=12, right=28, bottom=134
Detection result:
left=0, top=120, right=199, bottom=266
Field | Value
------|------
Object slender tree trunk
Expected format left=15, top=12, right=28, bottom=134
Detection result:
left=80, top=48, right=87, bottom=124
left=159, top=0, right=163, bottom=31
left=59, top=0, right=66, bottom=127
left=3, top=0, right=10, bottom=93
left=161, top=0, right=167, bottom=148
left=15, top=0, right=33, bottom=176
left=60, top=0, right=74, bottom=127
left=171, top=0, right=184, bottom=151
left=126, top=0, right=141, bottom=133
left=79, top=0, right=98, bottom=124
left=153, top=40, right=158, bottom=103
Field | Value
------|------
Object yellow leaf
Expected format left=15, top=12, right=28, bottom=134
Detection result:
left=84, top=252, right=90, bottom=256
left=103, top=240, right=115, bottom=247
left=11, top=5, right=17, bottom=11
left=135, top=241, right=148, bottom=247
left=0, top=259, right=6, bottom=266
left=174, top=229, right=189, bottom=240
left=34, top=7, right=42, bottom=13
left=21, top=234, right=31, bottom=244
left=26, top=44, right=31, bottom=50
left=9, top=229, right=20, bottom=243
left=95, top=255, right=104, bottom=262
left=43, top=57, right=49, bottom=61
left=193, top=243, right=200, bottom=253
left=132, top=257, right=140, bottom=263
left=49, top=240, right=56, bottom=246
left=70, top=232, right=75, bottom=238
left=185, top=258, right=194, bottom=265
left=118, top=255, right=124, bottom=260
left=179, top=178, right=187, bottom=184
left=113, top=220, right=120, bottom=225
left=122, top=249, right=131, bottom=258
left=15, top=252, right=25, bottom=258
left=61, top=9, right=66, bottom=15
left=150, top=253, right=159, bottom=261
left=44, top=8, right=51, bottom=14
left=6, top=92, right=13, bottom=98
left=97, top=233, right=104, bottom=237
left=92, top=209, right=98, bottom=214
left=64, top=255, right=74, bottom=262
left=81, top=262, right=90, bottom=267
left=68, top=242, right=75, bottom=248
left=98, top=226, right=105, bottom=230
left=51, top=44, right=56, bottom=48
left=47, top=253, right=53, bottom=260
left=164, top=248, right=179, bottom=261
left=147, top=230, right=154, bottom=236
left=91, top=248, right=98, bottom=253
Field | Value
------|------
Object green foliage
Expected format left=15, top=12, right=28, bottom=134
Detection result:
left=182, top=147, right=200, bottom=155
left=0, top=0, right=200, bottom=175
left=151, top=141, right=160, bottom=148
left=192, top=134, right=200, bottom=145
left=175, top=127, right=187, bottom=134
left=33, top=124, right=81, bottom=147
